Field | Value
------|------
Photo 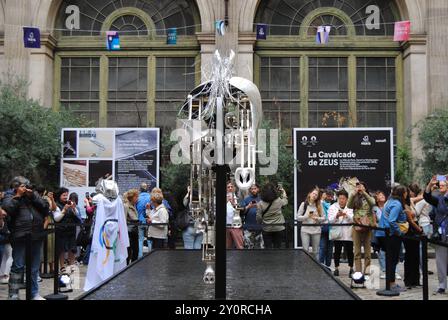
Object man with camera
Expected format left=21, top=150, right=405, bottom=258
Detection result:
left=424, top=175, right=448, bottom=295
left=2, top=176, right=49, bottom=300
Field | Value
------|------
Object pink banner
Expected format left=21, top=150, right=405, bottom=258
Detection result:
left=394, top=21, right=411, bottom=41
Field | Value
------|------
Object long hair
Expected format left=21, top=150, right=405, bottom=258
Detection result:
left=352, top=181, right=369, bottom=210
left=260, top=183, right=278, bottom=203
left=306, top=187, right=323, bottom=217
left=390, top=185, right=407, bottom=207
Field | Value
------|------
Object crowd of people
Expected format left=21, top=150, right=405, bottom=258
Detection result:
left=296, top=176, right=448, bottom=295
left=0, top=174, right=447, bottom=299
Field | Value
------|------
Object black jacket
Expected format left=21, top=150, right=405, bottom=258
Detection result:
left=2, top=192, right=49, bottom=241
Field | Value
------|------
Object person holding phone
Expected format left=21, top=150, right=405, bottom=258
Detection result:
left=328, top=190, right=354, bottom=277
left=240, top=184, right=263, bottom=249
left=54, top=187, right=82, bottom=274
left=296, top=187, right=324, bottom=259
left=424, top=175, right=448, bottom=295
left=348, top=181, right=376, bottom=276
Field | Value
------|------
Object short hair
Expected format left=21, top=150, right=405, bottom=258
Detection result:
left=55, top=187, right=69, bottom=202
left=140, top=182, right=148, bottom=192
left=336, top=190, right=349, bottom=198
left=10, top=176, right=30, bottom=189
left=151, top=187, right=162, bottom=194
left=151, top=192, right=163, bottom=205
left=126, top=189, right=139, bottom=202
left=260, top=183, right=278, bottom=203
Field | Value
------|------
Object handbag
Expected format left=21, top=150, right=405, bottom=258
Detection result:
left=329, top=225, right=342, bottom=240
left=398, top=221, right=409, bottom=234
left=175, top=209, right=191, bottom=231
left=354, top=215, right=371, bottom=232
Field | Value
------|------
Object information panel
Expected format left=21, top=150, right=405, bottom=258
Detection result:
left=293, top=128, right=394, bottom=248
left=61, top=128, right=159, bottom=217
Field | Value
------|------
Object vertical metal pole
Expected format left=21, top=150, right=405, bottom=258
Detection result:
left=25, top=233, right=32, bottom=300
left=385, top=230, right=391, bottom=291
left=43, top=236, right=48, bottom=274
left=215, top=165, right=227, bottom=300
left=53, top=230, right=60, bottom=295
left=421, top=237, right=429, bottom=301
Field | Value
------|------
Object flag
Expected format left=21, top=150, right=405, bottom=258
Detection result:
left=106, top=31, right=120, bottom=50
left=167, top=28, right=177, bottom=45
left=256, top=24, right=267, bottom=40
left=316, top=26, right=331, bottom=44
left=216, top=20, right=225, bottom=36
left=394, top=21, right=411, bottom=41
left=23, top=27, right=41, bottom=48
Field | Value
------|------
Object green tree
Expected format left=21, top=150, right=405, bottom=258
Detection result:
left=416, top=108, right=448, bottom=182
left=0, top=78, right=90, bottom=188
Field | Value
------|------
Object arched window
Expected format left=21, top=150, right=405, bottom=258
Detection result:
left=54, top=0, right=200, bottom=129
left=255, top=0, right=398, bottom=36
left=254, top=0, right=403, bottom=145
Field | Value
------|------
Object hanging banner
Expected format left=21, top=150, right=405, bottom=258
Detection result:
left=316, top=26, right=331, bottom=44
left=394, top=21, right=411, bottom=41
left=216, top=20, right=226, bottom=36
left=167, top=28, right=177, bottom=45
left=23, top=27, right=41, bottom=48
left=106, top=31, right=120, bottom=50
left=293, top=128, right=394, bottom=248
left=60, top=128, right=160, bottom=216
left=256, top=23, right=267, bottom=40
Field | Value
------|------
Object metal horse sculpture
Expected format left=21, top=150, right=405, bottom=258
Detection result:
left=177, top=50, right=262, bottom=283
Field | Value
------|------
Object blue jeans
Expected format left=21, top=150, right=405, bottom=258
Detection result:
left=11, top=239, right=43, bottom=298
left=319, top=231, right=333, bottom=267
left=83, top=244, right=91, bottom=265
left=182, top=227, right=203, bottom=249
left=0, top=244, right=4, bottom=267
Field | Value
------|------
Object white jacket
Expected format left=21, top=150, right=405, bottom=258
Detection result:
left=328, top=203, right=354, bottom=241
left=147, top=204, right=169, bottom=239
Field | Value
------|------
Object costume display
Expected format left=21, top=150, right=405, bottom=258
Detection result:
left=84, top=179, right=129, bottom=291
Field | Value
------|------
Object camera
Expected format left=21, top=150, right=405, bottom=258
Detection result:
left=67, top=200, right=73, bottom=206
left=251, top=200, right=257, bottom=204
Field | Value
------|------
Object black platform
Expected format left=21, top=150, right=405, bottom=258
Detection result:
left=79, top=250, right=359, bottom=300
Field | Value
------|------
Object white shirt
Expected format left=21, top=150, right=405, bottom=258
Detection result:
left=415, top=199, right=432, bottom=227
left=328, top=202, right=354, bottom=241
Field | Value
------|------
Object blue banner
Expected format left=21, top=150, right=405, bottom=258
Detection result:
left=167, top=28, right=177, bottom=45
left=23, top=27, right=41, bottom=48
left=106, top=31, right=120, bottom=50
left=256, top=24, right=267, bottom=40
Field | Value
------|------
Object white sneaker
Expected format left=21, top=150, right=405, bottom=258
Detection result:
left=37, top=276, right=42, bottom=283
left=395, top=273, right=402, bottom=280
left=32, top=294, right=46, bottom=300
left=380, top=273, right=386, bottom=279
left=8, top=294, right=20, bottom=300
left=0, top=276, right=9, bottom=284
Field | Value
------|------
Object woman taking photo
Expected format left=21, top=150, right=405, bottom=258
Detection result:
left=403, top=185, right=423, bottom=289
left=348, top=182, right=376, bottom=276
left=296, top=187, right=324, bottom=259
left=377, top=185, right=408, bottom=293
left=256, top=183, right=287, bottom=249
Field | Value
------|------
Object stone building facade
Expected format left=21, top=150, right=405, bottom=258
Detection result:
left=0, top=0, right=447, bottom=154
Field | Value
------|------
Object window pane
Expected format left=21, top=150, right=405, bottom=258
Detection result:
left=259, top=57, right=300, bottom=132
left=60, top=58, right=100, bottom=124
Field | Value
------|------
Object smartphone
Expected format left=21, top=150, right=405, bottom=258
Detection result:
left=251, top=200, right=257, bottom=204
left=85, top=192, right=90, bottom=198
left=437, top=175, right=447, bottom=182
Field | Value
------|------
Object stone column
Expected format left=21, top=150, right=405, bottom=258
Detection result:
left=403, top=36, right=428, bottom=164
left=3, top=0, right=35, bottom=80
